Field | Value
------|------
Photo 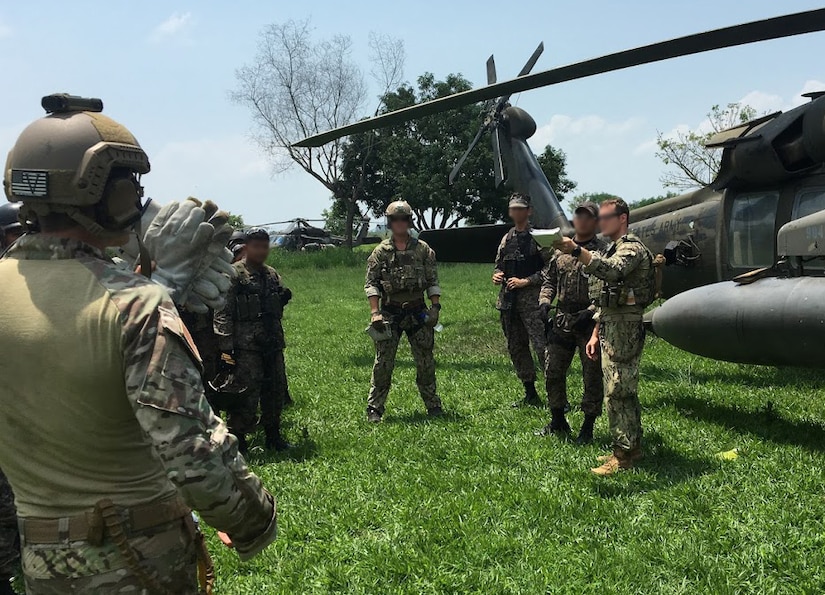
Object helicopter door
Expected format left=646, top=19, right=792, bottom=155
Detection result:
left=789, top=186, right=825, bottom=268
left=726, top=191, right=780, bottom=272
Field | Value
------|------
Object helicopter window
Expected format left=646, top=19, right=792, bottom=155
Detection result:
left=792, top=188, right=825, bottom=220
left=728, top=191, right=779, bottom=268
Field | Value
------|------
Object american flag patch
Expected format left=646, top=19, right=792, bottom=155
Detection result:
left=11, top=170, right=48, bottom=197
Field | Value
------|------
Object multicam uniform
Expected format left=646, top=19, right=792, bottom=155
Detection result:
left=0, top=236, right=276, bottom=594
left=365, top=237, right=442, bottom=415
left=540, top=235, right=608, bottom=415
left=214, top=260, right=290, bottom=444
left=584, top=233, right=654, bottom=452
left=494, top=228, right=553, bottom=384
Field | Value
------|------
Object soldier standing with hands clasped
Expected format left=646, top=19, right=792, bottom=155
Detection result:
left=554, top=198, right=655, bottom=475
left=365, top=201, right=444, bottom=423
left=537, top=201, right=607, bottom=443
left=493, top=193, right=553, bottom=407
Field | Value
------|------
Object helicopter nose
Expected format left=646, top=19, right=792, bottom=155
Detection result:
left=502, top=106, right=537, bottom=140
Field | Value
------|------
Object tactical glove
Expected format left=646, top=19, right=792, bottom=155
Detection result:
left=279, top=287, right=293, bottom=307
left=571, top=309, right=595, bottom=332
left=180, top=202, right=235, bottom=312
left=370, top=312, right=386, bottom=332
left=539, top=303, right=552, bottom=322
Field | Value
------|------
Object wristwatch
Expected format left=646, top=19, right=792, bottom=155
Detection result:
left=571, top=246, right=582, bottom=258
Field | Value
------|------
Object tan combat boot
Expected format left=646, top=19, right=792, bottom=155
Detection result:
left=596, top=445, right=643, bottom=463
left=591, top=448, right=635, bottom=476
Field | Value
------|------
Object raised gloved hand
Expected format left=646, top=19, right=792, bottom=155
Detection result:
left=425, top=304, right=441, bottom=327
left=539, top=303, right=552, bottom=322
left=571, top=308, right=596, bottom=332
left=370, top=312, right=386, bottom=333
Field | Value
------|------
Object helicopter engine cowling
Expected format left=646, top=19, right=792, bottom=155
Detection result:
left=651, top=277, right=825, bottom=368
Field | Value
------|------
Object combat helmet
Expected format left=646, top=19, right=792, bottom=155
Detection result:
left=3, top=94, right=150, bottom=238
left=0, top=202, right=22, bottom=248
left=245, top=227, right=270, bottom=242
left=228, top=229, right=246, bottom=250
left=385, top=200, right=412, bottom=220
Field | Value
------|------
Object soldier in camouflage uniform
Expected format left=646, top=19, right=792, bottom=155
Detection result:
left=537, top=201, right=607, bottom=444
left=214, top=228, right=293, bottom=451
left=365, top=201, right=444, bottom=423
left=555, top=198, right=654, bottom=475
left=0, top=206, right=21, bottom=595
left=493, top=194, right=553, bottom=407
left=0, top=98, right=277, bottom=593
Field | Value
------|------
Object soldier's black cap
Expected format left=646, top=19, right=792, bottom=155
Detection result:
left=574, top=201, right=599, bottom=218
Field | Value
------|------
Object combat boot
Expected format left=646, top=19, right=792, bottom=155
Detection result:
left=596, top=445, right=643, bottom=463
left=534, top=408, right=571, bottom=436
left=591, top=448, right=635, bottom=476
left=575, top=415, right=598, bottom=445
left=236, top=434, right=249, bottom=456
left=427, top=406, right=445, bottom=417
left=367, top=407, right=383, bottom=423
left=512, top=382, right=543, bottom=408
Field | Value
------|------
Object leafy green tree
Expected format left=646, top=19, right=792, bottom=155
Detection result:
left=340, top=73, right=576, bottom=229
left=227, top=213, right=245, bottom=230
left=656, top=102, right=757, bottom=190
left=630, top=191, right=679, bottom=209
left=569, top=191, right=621, bottom=210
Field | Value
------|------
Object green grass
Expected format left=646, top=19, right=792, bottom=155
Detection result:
left=206, top=255, right=825, bottom=594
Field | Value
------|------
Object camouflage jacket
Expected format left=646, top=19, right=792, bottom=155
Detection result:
left=494, top=227, right=553, bottom=311
left=584, top=233, right=654, bottom=320
left=539, top=235, right=607, bottom=312
left=365, top=236, right=441, bottom=303
left=0, top=235, right=276, bottom=557
left=215, top=260, right=288, bottom=352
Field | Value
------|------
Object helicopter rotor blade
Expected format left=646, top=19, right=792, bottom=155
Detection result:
left=294, top=9, right=825, bottom=147
left=486, top=55, right=497, bottom=85
left=449, top=122, right=490, bottom=184
left=491, top=126, right=505, bottom=188
left=499, top=41, right=545, bottom=105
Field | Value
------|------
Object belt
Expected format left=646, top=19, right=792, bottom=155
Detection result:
left=20, top=495, right=190, bottom=544
left=557, top=303, right=590, bottom=314
left=384, top=299, right=425, bottom=310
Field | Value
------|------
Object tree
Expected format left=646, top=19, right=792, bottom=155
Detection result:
left=536, top=145, right=577, bottom=201
left=339, top=73, right=577, bottom=229
left=569, top=192, right=621, bottom=210
left=629, top=191, right=679, bottom=209
left=226, top=214, right=245, bottom=230
left=656, top=102, right=757, bottom=190
left=232, top=20, right=404, bottom=246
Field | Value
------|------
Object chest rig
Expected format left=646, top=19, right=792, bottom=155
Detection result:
left=235, top=264, right=283, bottom=323
left=501, top=229, right=544, bottom=280
left=378, top=239, right=427, bottom=297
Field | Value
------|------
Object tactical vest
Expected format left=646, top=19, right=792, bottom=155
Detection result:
left=593, top=235, right=656, bottom=309
left=234, top=264, right=284, bottom=323
left=501, top=229, right=544, bottom=279
left=378, top=239, right=428, bottom=298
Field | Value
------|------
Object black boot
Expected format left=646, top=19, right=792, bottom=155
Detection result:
left=512, top=382, right=543, bottom=408
left=576, top=414, right=597, bottom=445
left=265, top=426, right=292, bottom=451
left=534, top=408, right=571, bottom=436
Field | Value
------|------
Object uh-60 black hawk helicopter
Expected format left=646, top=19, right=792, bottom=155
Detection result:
left=296, top=9, right=825, bottom=370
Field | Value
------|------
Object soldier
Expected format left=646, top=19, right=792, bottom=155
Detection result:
left=492, top=193, right=553, bottom=407
left=0, top=203, right=23, bottom=253
left=365, top=201, right=444, bottom=423
left=554, top=198, right=654, bottom=475
left=0, top=97, right=277, bottom=593
left=228, top=229, right=247, bottom=263
left=537, top=201, right=607, bottom=443
left=214, top=228, right=293, bottom=451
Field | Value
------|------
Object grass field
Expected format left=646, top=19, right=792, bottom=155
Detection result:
left=206, top=250, right=825, bottom=594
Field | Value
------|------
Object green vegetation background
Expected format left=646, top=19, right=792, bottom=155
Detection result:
left=206, top=249, right=825, bottom=594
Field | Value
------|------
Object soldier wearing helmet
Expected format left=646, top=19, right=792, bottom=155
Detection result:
left=364, top=200, right=445, bottom=423
left=0, top=95, right=276, bottom=593
left=214, top=227, right=294, bottom=451
left=228, top=229, right=247, bottom=263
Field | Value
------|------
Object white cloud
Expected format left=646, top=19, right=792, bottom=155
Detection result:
left=529, top=114, right=645, bottom=154
left=149, top=12, right=193, bottom=44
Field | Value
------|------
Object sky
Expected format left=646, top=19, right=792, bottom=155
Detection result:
left=1, top=1, right=824, bottom=227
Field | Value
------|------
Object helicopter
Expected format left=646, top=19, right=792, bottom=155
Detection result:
left=295, top=9, right=825, bottom=368
left=252, top=217, right=377, bottom=251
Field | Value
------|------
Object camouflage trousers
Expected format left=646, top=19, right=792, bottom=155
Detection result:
left=210, top=348, right=286, bottom=437
left=21, top=517, right=198, bottom=594
left=0, top=471, right=18, bottom=580
left=599, top=318, right=645, bottom=451
left=368, top=324, right=441, bottom=414
left=500, top=307, right=547, bottom=383
left=545, top=323, right=603, bottom=415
